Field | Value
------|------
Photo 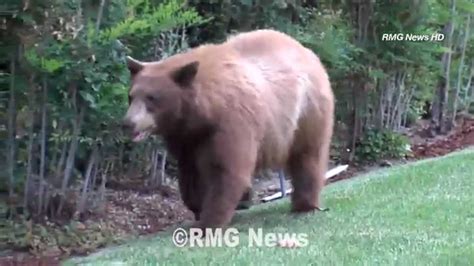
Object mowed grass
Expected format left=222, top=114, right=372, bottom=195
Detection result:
left=66, top=148, right=474, bottom=266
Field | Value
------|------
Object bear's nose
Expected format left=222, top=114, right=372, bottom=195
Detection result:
left=121, top=118, right=134, bottom=132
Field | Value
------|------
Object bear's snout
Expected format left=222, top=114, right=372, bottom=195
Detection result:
left=121, top=115, right=153, bottom=142
left=121, top=118, right=134, bottom=132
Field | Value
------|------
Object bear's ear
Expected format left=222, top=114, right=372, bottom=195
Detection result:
left=126, top=56, right=144, bottom=76
left=170, top=61, right=199, bottom=88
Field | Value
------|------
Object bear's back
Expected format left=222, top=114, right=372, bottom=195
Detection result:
left=154, top=30, right=329, bottom=167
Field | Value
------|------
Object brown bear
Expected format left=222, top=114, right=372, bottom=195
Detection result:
left=122, top=29, right=334, bottom=230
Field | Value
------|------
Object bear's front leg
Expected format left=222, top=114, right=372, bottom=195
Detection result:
left=196, top=173, right=250, bottom=230
left=177, top=176, right=202, bottom=221
left=177, top=158, right=204, bottom=221
left=194, top=131, right=256, bottom=230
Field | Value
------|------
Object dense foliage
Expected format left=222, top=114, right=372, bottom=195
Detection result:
left=0, top=0, right=473, bottom=256
left=355, top=129, right=410, bottom=162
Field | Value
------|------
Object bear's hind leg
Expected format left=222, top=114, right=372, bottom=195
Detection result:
left=287, top=125, right=332, bottom=213
left=236, top=188, right=254, bottom=210
left=287, top=88, right=333, bottom=212
left=287, top=153, right=326, bottom=212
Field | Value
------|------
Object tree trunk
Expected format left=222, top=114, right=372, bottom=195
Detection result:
left=23, top=75, right=36, bottom=209
left=57, top=105, right=85, bottom=216
left=464, top=62, right=474, bottom=112
left=402, top=86, right=415, bottom=127
left=376, top=79, right=385, bottom=129
left=96, top=0, right=106, bottom=31
left=7, top=54, right=17, bottom=200
left=49, top=121, right=65, bottom=172
left=91, top=158, right=100, bottom=191
left=97, top=161, right=110, bottom=212
left=55, top=140, right=68, bottom=182
left=348, top=81, right=360, bottom=162
left=37, top=76, right=48, bottom=215
left=149, top=148, right=157, bottom=186
left=433, top=0, right=456, bottom=134
left=77, top=144, right=98, bottom=215
left=160, top=150, right=167, bottom=185
left=451, top=14, right=470, bottom=126
left=389, top=72, right=406, bottom=130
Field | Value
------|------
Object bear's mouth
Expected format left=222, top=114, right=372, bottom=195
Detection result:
left=132, top=130, right=151, bottom=142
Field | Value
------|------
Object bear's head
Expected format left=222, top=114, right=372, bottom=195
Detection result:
left=122, top=56, right=199, bottom=142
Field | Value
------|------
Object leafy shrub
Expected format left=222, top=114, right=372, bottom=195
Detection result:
left=404, top=108, right=420, bottom=127
left=355, top=129, right=410, bottom=162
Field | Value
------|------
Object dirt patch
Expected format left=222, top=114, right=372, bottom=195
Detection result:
left=411, top=116, right=474, bottom=159
left=0, top=184, right=194, bottom=266
left=104, top=184, right=193, bottom=236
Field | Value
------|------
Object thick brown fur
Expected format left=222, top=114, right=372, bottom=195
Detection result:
left=123, top=29, right=335, bottom=229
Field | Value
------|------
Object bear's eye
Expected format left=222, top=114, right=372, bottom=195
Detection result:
left=145, top=94, right=158, bottom=103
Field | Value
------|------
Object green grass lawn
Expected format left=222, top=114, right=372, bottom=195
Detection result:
left=66, top=148, right=474, bottom=266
